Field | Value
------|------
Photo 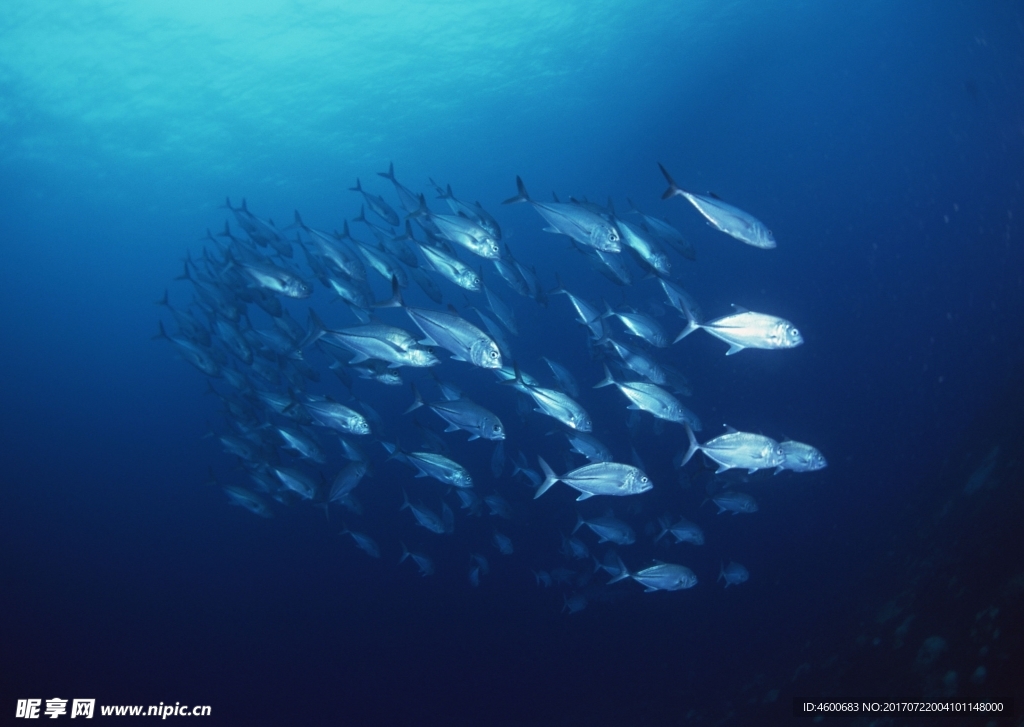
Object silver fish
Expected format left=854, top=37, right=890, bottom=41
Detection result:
left=609, top=560, right=697, bottom=591
left=656, top=516, right=704, bottom=545
left=414, top=195, right=500, bottom=260
left=719, top=561, right=749, bottom=587
left=323, top=323, right=439, bottom=369
left=542, top=356, right=579, bottom=397
left=594, top=366, right=700, bottom=428
left=682, top=424, right=784, bottom=474
left=303, top=398, right=372, bottom=436
left=294, top=213, right=367, bottom=280
left=350, top=178, right=399, bottom=227
left=659, top=163, right=776, bottom=249
left=380, top=280, right=502, bottom=369
left=418, top=243, right=481, bottom=291
left=676, top=303, right=803, bottom=355
left=709, top=491, right=759, bottom=514
left=506, top=365, right=591, bottom=432
left=775, top=440, right=827, bottom=473
left=406, top=384, right=505, bottom=442
left=551, top=281, right=605, bottom=340
left=341, top=525, right=380, bottom=558
left=329, top=461, right=368, bottom=502
left=616, top=218, right=670, bottom=277
left=604, top=305, right=668, bottom=348
left=399, top=542, right=435, bottom=575
left=276, top=426, right=326, bottom=463
left=224, top=486, right=272, bottom=517
left=536, top=457, right=652, bottom=500
left=627, top=198, right=697, bottom=260
left=430, top=179, right=502, bottom=241
left=232, top=255, right=312, bottom=299
left=573, top=513, right=635, bottom=545
left=504, top=176, right=621, bottom=253
left=273, top=467, right=317, bottom=500
left=603, top=338, right=666, bottom=386
left=378, top=163, right=422, bottom=215
left=564, top=431, right=612, bottom=463
left=400, top=491, right=451, bottom=534
left=386, top=443, right=472, bottom=488
left=492, top=530, right=514, bottom=555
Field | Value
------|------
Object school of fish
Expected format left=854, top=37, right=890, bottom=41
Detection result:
left=157, top=163, right=826, bottom=612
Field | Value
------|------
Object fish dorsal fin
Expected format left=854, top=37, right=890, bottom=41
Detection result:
left=729, top=304, right=749, bottom=314
left=708, top=192, right=723, bottom=200
left=724, top=424, right=738, bottom=434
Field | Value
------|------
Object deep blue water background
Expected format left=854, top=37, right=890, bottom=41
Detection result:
left=2, top=1, right=1023, bottom=724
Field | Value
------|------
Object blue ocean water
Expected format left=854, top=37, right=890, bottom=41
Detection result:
left=2, top=1, right=1023, bottom=724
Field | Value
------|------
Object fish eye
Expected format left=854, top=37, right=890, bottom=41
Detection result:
left=489, top=350, right=498, bottom=358
left=791, top=328, right=799, bottom=337
left=640, top=476, right=648, bottom=483
left=493, top=424, right=501, bottom=432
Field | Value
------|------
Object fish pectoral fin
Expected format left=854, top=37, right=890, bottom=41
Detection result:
left=747, top=468, right=758, bottom=475
left=347, top=352, right=371, bottom=364
left=575, top=492, right=595, bottom=501
left=444, top=424, right=460, bottom=432
left=643, top=586, right=658, bottom=593
left=414, top=472, right=429, bottom=478
left=466, top=434, right=480, bottom=441
left=725, top=344, right=744, bottom=355
left=626, top=404, right=641, bottom=410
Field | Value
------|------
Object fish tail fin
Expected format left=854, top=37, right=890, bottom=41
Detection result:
left=502, top=176, right=530, bottom=205
left=349, top=178, right=362, bottom=192
left=549, top=272, right=567, bottom=297
left=680, top=424, right=700, bottom=468
left=173, top=259, right=191, bottom=281
left=399, top=540, right=410, bottom=563
left=407, top=193, right=430, bottom=220
left=373, top=276, right=404, bottom=309
left=396, top=219, right=415, bottom=242
left=607, top=555, right=631, bottom=584
left=673, top=296, right=701, bottom=343
left=534, top=456, right=559, bottom=499
left=572, top=514, right=585, bottom=535
left=353, top=205, right=367, bottom=224
left=593, top=364, right=616, bottom=389
left=152, top=320, right=170, bottom=341
left=655, top=515, right=670, bottom=542
left=403, top=382, right=424, bottom=414
left=600, top=299, right=616, bottom=319
left=155, top=289, right=169, bottom=307
left=657, top=163, right=683, bottom=200
left=337, top=220, right=352, bottom=240
left=399, top=489, right=410, bottom=511
left=221, top=197, right=234, bottom=211
left=718, top=561, right=725, bottom=582
left=377, top=162, right=395, bottom=181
